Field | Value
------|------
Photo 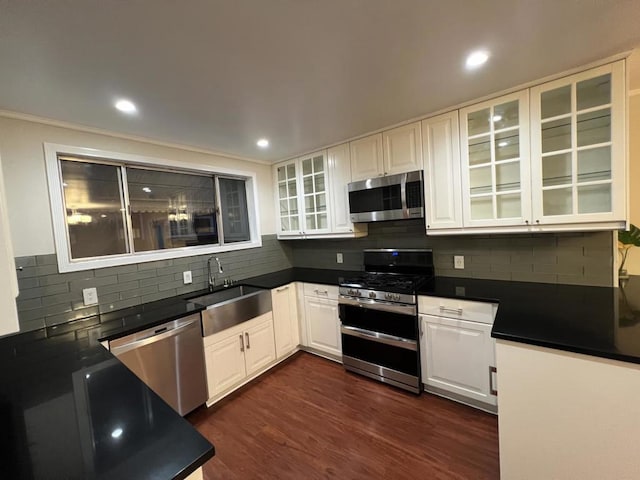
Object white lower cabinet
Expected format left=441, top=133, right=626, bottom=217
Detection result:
left=301, top=283, right=342, bottom=359
left=271, top=283, right=300, bottom=358
left=203, top=312, right=276, bottom=401
left=419, top=296, right=498, bottom=410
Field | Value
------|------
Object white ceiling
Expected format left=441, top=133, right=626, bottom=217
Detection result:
left=1, top=0, right=640, bottom=162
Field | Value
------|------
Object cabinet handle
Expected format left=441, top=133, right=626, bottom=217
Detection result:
left=525, top=220, right=529, bottom=224
left=489, top=366, right=498, bottom=396
left=276, top=286, right=290, bottom=292
left=314, top=289, right=329, bottom=296
left=439, top=305, right=463, bottom=315
left=245, top=332, right=250, bottom=349
left=536, top=220, right=540, bottom=224
left=239, top=334, right=245, bottom=352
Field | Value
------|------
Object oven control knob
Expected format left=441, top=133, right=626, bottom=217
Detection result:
left=395, top=294, right=401, bottom=301
left=369, top=291, right=376, bottom=299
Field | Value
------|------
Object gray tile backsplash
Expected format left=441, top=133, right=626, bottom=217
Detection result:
left=287, top=220, right=614, bottom=287
left=15, top=235, right=293, bottom=332
left=15, top=223, right=615, bottom=333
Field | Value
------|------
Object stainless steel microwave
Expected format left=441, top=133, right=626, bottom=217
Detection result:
left=347, top=170, right=424, bottom=223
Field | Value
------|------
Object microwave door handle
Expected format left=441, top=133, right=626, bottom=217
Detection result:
left=400, top=172, right=409, bottom=218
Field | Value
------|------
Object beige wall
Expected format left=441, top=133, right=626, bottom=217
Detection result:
left=0, top=116, right=275, bottom=257
left=623, top=93, right=640, bottom=274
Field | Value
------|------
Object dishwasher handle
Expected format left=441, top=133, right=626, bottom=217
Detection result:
left=110, top=320, right=198, bottom=357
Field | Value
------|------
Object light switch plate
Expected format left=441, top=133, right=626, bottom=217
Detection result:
left=454, top=255, right=465, bottom=269
left=183, top=271, right=193, bottom=284
left=82, top=287, right=98, bottom=305
left=336, top=253, right=344, bottom=264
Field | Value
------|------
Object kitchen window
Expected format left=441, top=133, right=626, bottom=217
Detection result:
left=46, top=144, right=260, bottom=272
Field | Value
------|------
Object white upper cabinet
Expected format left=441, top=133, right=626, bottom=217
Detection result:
left=422, top=112, right=463, bottom=231
left=350, top=133, right=384, bottom=181
left=530, top=61, right=626, bottom=228
left=327, top=143, right=355, bottom=234
left=460, top=90, right=532, bottom=228
left=350, top=124, right=423, bottom=182
left=382, top=122, right=424, bottom=175
left=274, top=151, right=331, bottom=238
left=274, top=159, right=303, bottom=237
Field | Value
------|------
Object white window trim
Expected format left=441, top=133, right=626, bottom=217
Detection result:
left=44, top=143, right=262, bottom=273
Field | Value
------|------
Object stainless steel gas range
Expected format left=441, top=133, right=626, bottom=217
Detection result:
left=338, top=249, right=434, bottom=393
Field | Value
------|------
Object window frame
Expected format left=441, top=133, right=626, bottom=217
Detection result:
left=44, top=143, right=262, bottom=273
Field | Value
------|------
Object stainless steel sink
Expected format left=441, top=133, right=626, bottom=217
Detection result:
left=189, top=286, right=272, bottom=336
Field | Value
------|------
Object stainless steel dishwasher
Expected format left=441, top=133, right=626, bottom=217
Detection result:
left=110, top=313, right=207, bottom=416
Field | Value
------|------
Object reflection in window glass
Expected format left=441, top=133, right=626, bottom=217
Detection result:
left=60, top=159, right=128, bottom=259
left=219, top=178, right=250, bottom=243
left=127, top=168, right=218, bottom=251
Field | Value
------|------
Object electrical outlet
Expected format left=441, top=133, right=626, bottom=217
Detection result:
left=183, top=271, right=192, bottom=284
left=82, top=287, right=98, bottom=305
left=336, top=253, right=344, bottom=264
left=454, top=255, right=465, bottom=269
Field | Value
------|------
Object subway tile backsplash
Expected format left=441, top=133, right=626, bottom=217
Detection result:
left=287, top=220, right=614, bottom=287
left=15, top=235, right=293, bottom=332
left=15, top=223, right=615, bottom=333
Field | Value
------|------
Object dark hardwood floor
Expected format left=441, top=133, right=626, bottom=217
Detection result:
left=187, top=352, right=499, bottom=479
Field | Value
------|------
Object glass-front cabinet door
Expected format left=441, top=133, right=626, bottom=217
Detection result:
left=299, top=151, right=330, bottom=235
left=275, top=160, right=302, bottom=236
left=459, top=91, right=531, bottom=227
left=530, top=61, right=625, bottom=226
left=274, top=151, right=330, bottom=237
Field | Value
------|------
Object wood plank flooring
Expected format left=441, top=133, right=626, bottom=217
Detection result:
left=187, top=352, right=499, bottom=479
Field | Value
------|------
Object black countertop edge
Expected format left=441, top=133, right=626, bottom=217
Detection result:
left=175, top=449, right=215, bottom=480
left=491, top=331, right=640, bottom=366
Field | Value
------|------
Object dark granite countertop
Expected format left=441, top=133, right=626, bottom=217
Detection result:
left=418, top=275, right=640, bottom=365
left=241, top=267, right=360, bottom=290
left=0, top=324, right=214, bottom=479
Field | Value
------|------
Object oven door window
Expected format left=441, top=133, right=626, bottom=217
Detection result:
left=342, top=335, right=418, bottom=376
left=339, top=304, right=418, bottom=340
left=348, top=184, right=402, bottom=214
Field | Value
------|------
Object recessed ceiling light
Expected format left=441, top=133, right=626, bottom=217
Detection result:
left=492, top=114, right=503, bottom=122
left=115, top=99, right=137, bottom=114
left=142, top=187, right=151, bottom=193
left=256, top=138, right=269, bottom=148
left=466, top=50, right=489, bottom=69
left=111, top=427, right=123, bottom=439
left=100, top=214, right=107, bottom=218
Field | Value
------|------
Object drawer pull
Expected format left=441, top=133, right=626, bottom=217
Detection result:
left=314, top=289, right=329, bottom=296
left=439, top=306, right=463, bottom=315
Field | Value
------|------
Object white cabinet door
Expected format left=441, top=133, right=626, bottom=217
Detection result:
left=299, top=151, right=331, bottom=235
left=420, top=315, right=496, bottom=406
left=327, top=143, right=354, bottom=233
left=272, top=284, right=299, bottom=358
left=383, top=122, right=423, bottom=175
left=350, top=134, right=384, bottom=181
left=530, top=60, right=626, bottom=227
left=305, top=297, right=342, bottom=357
left=422, top=112, right=463, bottom=231
left=460, top=90, right=532, bottom=228
left=204, top=333, right=247, bottom=398
left=244, top=314, right=277, bottom=376
left=274, top=159, right=303, bottom=237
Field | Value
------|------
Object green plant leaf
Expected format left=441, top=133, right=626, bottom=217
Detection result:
left=619, top=224, right=640, bottom=246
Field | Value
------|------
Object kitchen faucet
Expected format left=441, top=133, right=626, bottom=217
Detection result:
left=207, top=256, right=223, bottom=291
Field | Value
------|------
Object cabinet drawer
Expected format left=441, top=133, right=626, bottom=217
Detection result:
left=303, top=283, right=339, bottom=300
left=418, top=296, right=496, bottom=324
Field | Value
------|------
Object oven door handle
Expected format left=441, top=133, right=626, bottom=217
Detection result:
left=339, top=295, right=417, bottom=316
left=341, top=325, right=417, bottom=351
